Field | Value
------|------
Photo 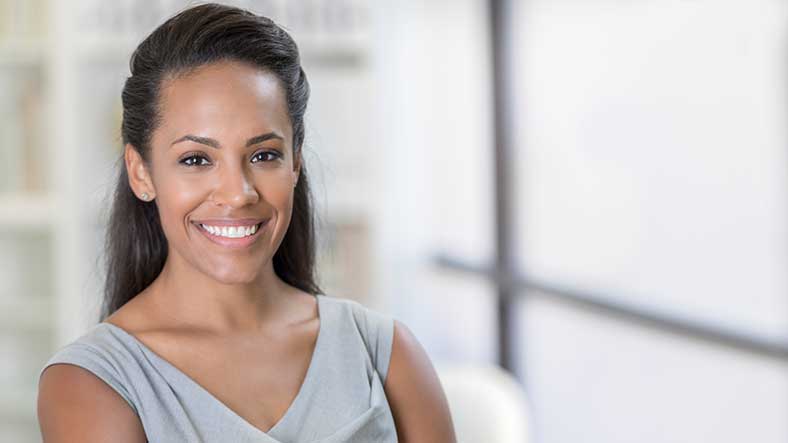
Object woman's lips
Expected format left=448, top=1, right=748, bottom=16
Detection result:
left=192, top=218, right=263, bottom=226
left=194, top=220, right=267, bottom=249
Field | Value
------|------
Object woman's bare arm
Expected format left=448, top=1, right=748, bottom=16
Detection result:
left=384, top=320, right=457, bottom=443
left=38, top=364, right=146, bottom=443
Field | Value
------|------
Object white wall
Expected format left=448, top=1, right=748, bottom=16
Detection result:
left=513, top=0, right=788, bottom=442
left=369, top=0, right=788, bottom=441
left=369, top=0, right=497, bottom=365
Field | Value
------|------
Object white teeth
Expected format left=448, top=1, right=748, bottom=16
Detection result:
left=200, top=223, right=259, bottom=239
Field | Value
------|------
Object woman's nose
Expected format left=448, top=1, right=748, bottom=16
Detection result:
left=212, top=167, right=260, bottom=208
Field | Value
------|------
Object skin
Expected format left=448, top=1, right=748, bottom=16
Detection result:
left=37, top=60, right=456, bottom=442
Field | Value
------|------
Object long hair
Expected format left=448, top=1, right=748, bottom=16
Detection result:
left=101, top=3, right=322, bottom=320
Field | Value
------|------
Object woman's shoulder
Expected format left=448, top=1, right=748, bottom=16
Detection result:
left=40, top=323, right=129, bottom=369
left=320, top=293, right=393, bottom=321
left=39, top=323, right=143, bottom=412
left=38, top=324, right=148, bottom=441
left=319, top=293, right=396, bottom=382
left=320, top=293, right=395, bottom=336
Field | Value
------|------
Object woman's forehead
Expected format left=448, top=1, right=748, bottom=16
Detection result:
left=156, top=61, right=292, bottom=144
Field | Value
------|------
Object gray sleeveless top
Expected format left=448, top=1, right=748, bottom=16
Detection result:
left=39, top=294, right=399, bottom=442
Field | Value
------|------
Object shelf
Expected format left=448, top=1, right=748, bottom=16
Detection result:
left=73, top=35, right=368, bottom=66
left=0, top=40, right=44, bottom=66
left=0, top=296, right=53, bottom=332
left=0, top=193, right=53, bottom=229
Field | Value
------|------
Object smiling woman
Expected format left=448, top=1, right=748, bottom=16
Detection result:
left=124, top=59, right=300, bottom=285
left=35, top=3, right=455, bottom=443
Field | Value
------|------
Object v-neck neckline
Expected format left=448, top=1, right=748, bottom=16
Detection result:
left=99, top=293, right=326, bottom=439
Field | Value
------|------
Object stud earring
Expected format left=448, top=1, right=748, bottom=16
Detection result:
left=141, top=192, right=149, bottom=201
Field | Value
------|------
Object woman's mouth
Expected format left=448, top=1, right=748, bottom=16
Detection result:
left=194, top=220, right=267, bottom=248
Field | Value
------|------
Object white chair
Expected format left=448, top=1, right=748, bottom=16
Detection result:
left=436, top=363, right=533, bottom=443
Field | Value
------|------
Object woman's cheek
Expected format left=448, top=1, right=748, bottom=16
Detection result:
left=154, top=178, right=207, bottom=231
left=261, top=182, right=293, bottom=207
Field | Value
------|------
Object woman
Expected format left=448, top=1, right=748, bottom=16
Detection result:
left=37, top=4, right=456, bottom=442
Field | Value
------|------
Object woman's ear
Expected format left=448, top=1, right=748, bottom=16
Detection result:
left=124, top=144, right=156, bottom=200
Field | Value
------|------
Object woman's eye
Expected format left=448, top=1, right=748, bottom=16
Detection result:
left=179, top=154, right=210, bottom=167
left=178, top=151, right=279, bottom=167
left=251, top=151, right=281, bottom=163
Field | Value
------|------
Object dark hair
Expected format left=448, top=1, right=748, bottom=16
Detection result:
left=101, top=3, right=321, bottom=320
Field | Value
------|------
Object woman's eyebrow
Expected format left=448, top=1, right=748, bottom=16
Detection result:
left=170, top=132, right=284, bottom=149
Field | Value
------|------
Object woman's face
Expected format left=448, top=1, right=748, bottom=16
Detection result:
left=126, top=60, right=300, bottom=285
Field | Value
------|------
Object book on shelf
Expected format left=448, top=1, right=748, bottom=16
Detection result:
left=0, top=68, right=23, bottom=192
left=0, top=0, right=45, bottom=42
left=0, top=65, right=45, bottom=193
left=71, top=0, right=368, bottom=48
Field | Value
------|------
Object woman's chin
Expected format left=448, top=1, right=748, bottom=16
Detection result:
left=203, top=266, right=262, bottom=285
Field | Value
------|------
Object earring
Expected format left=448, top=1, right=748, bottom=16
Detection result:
left=141, top=192, right=149, bottom=201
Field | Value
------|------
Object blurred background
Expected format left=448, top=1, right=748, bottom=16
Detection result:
left=1, top=0, right=787, bottom=441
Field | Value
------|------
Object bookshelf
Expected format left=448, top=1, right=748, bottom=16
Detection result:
left=0, top=0, right=375, bottom=440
